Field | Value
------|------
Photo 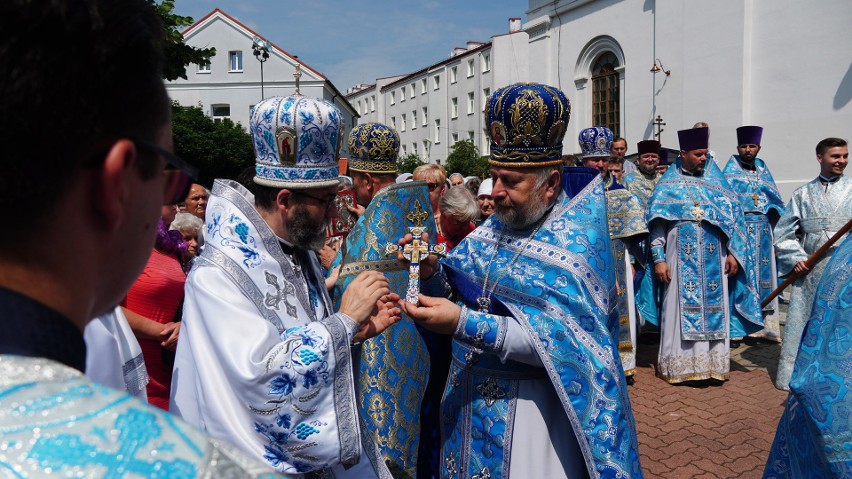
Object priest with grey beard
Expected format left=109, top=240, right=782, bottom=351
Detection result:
left=170, top=95, right=401, bottom=478
left=397, top=83, right=642, bottom=479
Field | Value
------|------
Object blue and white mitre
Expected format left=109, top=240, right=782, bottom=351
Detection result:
left=485, top=83, right=571, bottom=167
left=251, top=95, right=343, bottom=189
left=347, top=122, right=400, bottom=174
left=579, top=126, right=614, bottom=158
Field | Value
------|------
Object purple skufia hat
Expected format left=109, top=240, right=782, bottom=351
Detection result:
left=677, top=127, right=709, bottom=151
left=658, top=149, right=669, bottom=165
left=637, top=140, right=660, bottom=156
left=736, top=125, right=763, bottom=146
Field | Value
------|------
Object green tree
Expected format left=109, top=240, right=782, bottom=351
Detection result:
left=445, top=139, right=490, bottom=178
left=151, top=0, right=215, bottom=81
left=397, top=153, right=426, bottom=174
left=171, top=102, right=255, bottom=187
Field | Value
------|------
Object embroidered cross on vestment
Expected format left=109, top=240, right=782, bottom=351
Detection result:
left=385, top=200, right=447, bottom=305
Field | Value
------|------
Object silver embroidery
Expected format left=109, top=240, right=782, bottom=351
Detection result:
left=475, top=378, right=506, bottom=407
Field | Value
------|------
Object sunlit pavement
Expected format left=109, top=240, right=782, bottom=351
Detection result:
left=628, top=308, right=788, bottom=478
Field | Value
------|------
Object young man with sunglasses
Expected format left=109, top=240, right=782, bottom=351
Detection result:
left=0, top=0, right=285, bottom=476
left=170, top=96, right=400, bottom=477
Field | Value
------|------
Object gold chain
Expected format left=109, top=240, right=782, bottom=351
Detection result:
left=477, top=218, right=546, bottom=312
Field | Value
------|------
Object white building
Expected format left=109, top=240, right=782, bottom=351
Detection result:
left=166, top=9, right=358, bottom=157
left=525, top=0, right=852, bottom=198
left=346, top=19, right=529, bottom=165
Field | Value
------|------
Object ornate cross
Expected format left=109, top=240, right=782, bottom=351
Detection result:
left=293, top=60, right=302, bottom=95
left=691, top=204, right=705, bottom=221
left=385, top=200, right=447, bottom=305
left=264, top=271, right=297, bottom=318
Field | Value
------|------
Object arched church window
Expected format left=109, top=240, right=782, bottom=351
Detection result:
left=592, top=52, right=620, bottom=136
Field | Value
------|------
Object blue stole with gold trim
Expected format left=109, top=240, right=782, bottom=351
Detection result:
left=647, top=159, right=763, bottom=339
left=331, top=181, right=436, bottom=478
left=605, top=178, right=648, bottom=353
left=441, top=175, right=643, bottom=479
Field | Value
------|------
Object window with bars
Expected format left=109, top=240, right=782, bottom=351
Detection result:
left=591, top=52, right=620, bottom=137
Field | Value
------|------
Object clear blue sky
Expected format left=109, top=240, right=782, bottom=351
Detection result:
left=174, top=0, right=527, bottom=92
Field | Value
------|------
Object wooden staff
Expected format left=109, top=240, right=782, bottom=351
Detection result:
left=762, top=216, right=852, bottom=308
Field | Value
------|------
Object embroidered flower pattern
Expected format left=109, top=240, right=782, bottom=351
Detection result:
left=252, top=326, right=334, bottom=471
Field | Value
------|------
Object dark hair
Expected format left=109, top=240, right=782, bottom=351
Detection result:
left=612, top=137, right=627, bottom=146
left=0, top=0, right=168, bottom=235
left=816, top=137, right=847, bottom=156
left=465, top=177, right=481, bottom=197
left=351, top=170, right=396, bottom=185
left=608, top=155, right=624, bottom=165
left=561, top=154, right=580, bottom=166
left=235, top=165, right=280, bottom=211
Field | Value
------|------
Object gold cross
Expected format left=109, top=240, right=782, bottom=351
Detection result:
left=385, top=202, right=447, bottom=304
left=406, top=200, right=429, bottom=228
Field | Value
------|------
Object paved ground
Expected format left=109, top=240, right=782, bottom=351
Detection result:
left=628, top=324, right=789, bottom=478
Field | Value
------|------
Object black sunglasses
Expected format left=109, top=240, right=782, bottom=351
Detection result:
left=133, top=139, right=198, bottom=205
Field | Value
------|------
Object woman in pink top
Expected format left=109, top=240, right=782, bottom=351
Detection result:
left=121, top=205, right=187, bottom=410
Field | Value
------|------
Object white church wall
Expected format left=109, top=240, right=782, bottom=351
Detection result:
left=526, top=0, right=852, bottom=198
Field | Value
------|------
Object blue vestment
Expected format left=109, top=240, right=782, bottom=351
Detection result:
left=605, top=178, right=648, bottom=376
left=647, top=159, right=763, bottom=340
left=622, top=170, right=664, bottom=328
left=331, top=181, right=438, bottom=478
left=437, top=173, right=643, bottom=478
left=722, top=156, right=784, bottom=337
left=763, top=235, right=852, bottom=478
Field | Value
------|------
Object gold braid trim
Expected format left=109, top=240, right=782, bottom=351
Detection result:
left=339, top=259, right=403, bottom=278
left=348, top=159, right=398, bottom=174
left=488, top=158, right=565, bottom=168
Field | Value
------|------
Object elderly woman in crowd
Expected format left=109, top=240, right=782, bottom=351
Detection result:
left=412, top=163, right=448, bottom=235
left=476, top=178, right=495, bottom=225
left=170, top=212, right=203, bottom=270
left=122, top=204, right=187, bottom=410
left=436, top=185, right=478, bottom=250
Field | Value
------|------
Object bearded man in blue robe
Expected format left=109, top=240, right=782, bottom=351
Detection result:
left=401, top=83, right=643, bottom=479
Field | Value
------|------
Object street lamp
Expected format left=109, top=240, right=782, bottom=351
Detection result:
left=252, top=36, right=270, bottom=100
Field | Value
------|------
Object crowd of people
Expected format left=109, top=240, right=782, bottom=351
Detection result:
left=2, top=1, right=850, bottom=478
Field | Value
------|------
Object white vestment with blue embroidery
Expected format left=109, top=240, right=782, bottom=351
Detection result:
left=0, top=355, right=283, bottom=478
left=427, top=175, right=643, bottom=479
left=772, top=175, right=852, bottom=390
left=170, top=180, right=390, bottom=478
